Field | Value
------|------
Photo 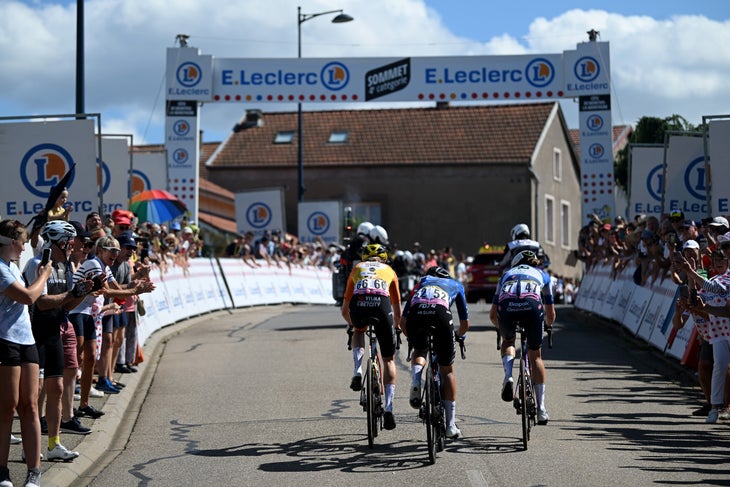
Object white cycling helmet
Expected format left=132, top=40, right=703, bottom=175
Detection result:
left=511, top=223, right=530, bottom=240
left=394, top=250, right=405, bottom=258
left=403, top=250, right=413, bottom=261
left=356, top=221, right=374, bottom=237
left=40, top=220, right=76, bottom=243
left=369, top=225, right=389, bottom=245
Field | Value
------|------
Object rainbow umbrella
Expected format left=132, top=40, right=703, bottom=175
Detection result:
left=129, top=189, right=187, bottom=224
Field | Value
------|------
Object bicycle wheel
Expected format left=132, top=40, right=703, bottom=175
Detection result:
left=365, top=359, right=375, bottom=449
left=520, top=355, right=529, bottom=450
left=424, top=362, right=437, bottom=464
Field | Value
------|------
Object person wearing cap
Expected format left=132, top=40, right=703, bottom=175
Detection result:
left=670, top=240, right=703, bottom=285
left=704, top=216, right=730, bottom=255
left=111, top=215, right=132, bottom=236
left=669, top=210, right=685, bottom=232
left=676, top=235, right=730, bottom=423
left=679, top=220, right=700, bottom=244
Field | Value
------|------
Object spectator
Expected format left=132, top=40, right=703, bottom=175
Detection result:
left=0, top=219, right=52, bottom=487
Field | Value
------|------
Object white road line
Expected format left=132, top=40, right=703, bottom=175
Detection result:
left=467, top=469, right=489, bottom=487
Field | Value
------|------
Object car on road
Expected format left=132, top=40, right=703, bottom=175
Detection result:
left=465, top=250, right=504, bottom=303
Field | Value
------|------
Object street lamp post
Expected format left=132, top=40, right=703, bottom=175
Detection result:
left=297, top=6, right=353, bottom=202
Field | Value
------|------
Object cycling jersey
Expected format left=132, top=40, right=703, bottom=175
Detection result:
left=403, top=275, right=469, bottom=367
left=402, top=275, right=468, bottom=321
left=493, top=264, right=553, bottom=350
left=344, top=261, right=400, bottom=301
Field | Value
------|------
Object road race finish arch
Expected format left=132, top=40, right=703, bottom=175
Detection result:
left=165, top=41, right=613, bottom=224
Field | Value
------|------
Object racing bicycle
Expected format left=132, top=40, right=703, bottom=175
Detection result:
left=512, top=321, right=552, bottom=450
left=410, top=329, right=466, bottom=464
left=347, top=319, right=400, bottom=448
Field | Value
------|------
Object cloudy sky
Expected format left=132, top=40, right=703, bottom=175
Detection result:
left=2, top=0, right=728, bottom=144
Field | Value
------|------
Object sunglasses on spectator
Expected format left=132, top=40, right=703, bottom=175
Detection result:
left=102, top=246, right=121, bottom=254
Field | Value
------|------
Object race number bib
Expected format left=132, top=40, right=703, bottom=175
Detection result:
left=412, top=285, right=449, bottom=307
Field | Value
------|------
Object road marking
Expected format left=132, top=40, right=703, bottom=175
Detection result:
left=467, top=469, right=489, bottom=487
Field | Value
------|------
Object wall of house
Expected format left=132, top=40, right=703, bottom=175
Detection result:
left=531, top=117, right=583, bottom=279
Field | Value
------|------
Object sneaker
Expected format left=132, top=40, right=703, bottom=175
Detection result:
left=10, top=434, right=22, bottom=445
left=115, top=364, right=132, bottom=374
left=0, top=466, right=11, bottom=487
left=719, top=407, right=730, bottom=421
left=537, top=408, right=549, bottom=425
left=446, top=424, right=462, bottom=439
left=73, top=394, right=81, bottom=401
left=89, top=387, right=104, bottom=398
left=40, top=417, right=47, bottom=435
left=112, top=380, right=126, bottom=388
left=383, top=411, right=396, bottom=430
left=501, top=377, right=514, bottom=402
left=23, top=469, right=40, bottom=487
left=47, top=443, right=79, bottom=461
left=94, top=377, right=121, bottom=394
left=706, top=408, right=719, bottom=424
left=125, top=364, right=138, bottom=373
left=691, top=403, right=712, bottom=417
left=60, top=417, right=91, bottom=435
left=349, top=374, right=362, bottom=392
left=409, top=381, right=422, bottom=409
left=77, top=405, right=105, bottom=419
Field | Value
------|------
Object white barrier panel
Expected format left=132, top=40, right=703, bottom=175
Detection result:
left=222, top=259, right=252, bottom=308
left=274, top=266, right=294, bottom=303
left=316, top=267, right=336, bottom=305
left=612, top=264, right=637, bottom=323
left=622, top=283, right=652, bottom=335
left=590, top=263, right=614, bottom=319
left=643, top=278, right=680, bottom=348
left=666, top=315, right=695, bottom=360
left=288, top=267, right=311, bottom=303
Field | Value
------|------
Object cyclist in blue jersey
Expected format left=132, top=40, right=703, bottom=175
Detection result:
left=490, top=250, right=555, bottom=424
left=401, top=266, right=470, bottom=439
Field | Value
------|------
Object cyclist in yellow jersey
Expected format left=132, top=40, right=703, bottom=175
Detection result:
left=342, top=243, right=402, bottom=430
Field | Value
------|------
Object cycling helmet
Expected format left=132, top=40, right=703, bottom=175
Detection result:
left=356, top=222, right=374, bottom=236
left=361, top=243, right=388, bottom=261
left=510, top=223, right=530, bottom=240
left=40, top=220, right=76, bottom=243
left=511, top=250, right=538, bottom=268
left=426, top=266, right=451, bottom=279
left=369, top=225, right=389, bottom=244
left=394, top=250, right=405, bottom=258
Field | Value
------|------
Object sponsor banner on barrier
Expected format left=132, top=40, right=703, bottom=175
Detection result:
left=612, top=265, right=637, bottom=323
left=666, top=315, right=695, bottom=361
left=622, top=283, right=652, bottom=335
left=644, top=280, right=681, bottom=349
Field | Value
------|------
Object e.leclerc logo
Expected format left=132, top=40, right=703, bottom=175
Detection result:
left=246, top=202, right=272, bottom=229
left=684, top=156, right=707, bottom=200
left=574, top=56, right=600, bottom=82
left=130, top=169, right=152, bottom=196
left=173, top=120, right=190, bottom=137
left=525, top=58, right=555, bottom=88
left=96, top=159, right=112, bottom=194
left=20, top=143, right=75, bottom=198
left=177, top=62, right=202, bottom=87
left=586, top=114, right=604, bottom=132
left=307, top=212, right=330, bottom=235
left=172, top=148, right=189, bottom=165
left=646, top=164, right=663, bottom=202
left=321, top=62, right=349, bottom=91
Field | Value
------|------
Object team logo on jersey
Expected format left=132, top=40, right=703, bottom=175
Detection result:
left=246, top=202, right=272, bottom=228
left=20, top=143, right=75, bottom=198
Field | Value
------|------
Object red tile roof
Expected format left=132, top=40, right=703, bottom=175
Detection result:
left=569, top=124, right=633, bottom=155
left=208, top=102, right=560, bottom=167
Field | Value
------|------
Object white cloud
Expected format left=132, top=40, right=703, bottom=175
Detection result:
left=1, top=0, right=728, bottom=143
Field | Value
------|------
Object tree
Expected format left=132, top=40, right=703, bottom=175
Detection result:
left=614, top=114, right=697, bottom=190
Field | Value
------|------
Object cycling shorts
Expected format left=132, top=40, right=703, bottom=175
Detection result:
left=69, top=313, right=96, bottom=341
left=405, top=304, right=455, bottom=367
left=349, top=294, right=397, bottom=358
left=496, top=297, right=545, bottom=351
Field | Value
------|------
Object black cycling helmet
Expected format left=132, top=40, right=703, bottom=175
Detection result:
left=426, top=266, right=450, bottom=279
left=511, top=250, right=538, bottom=267
left=361, top=243, right=388, bottom=261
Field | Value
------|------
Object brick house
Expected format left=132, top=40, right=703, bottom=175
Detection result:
left=204, top=101, right=589, bottom=277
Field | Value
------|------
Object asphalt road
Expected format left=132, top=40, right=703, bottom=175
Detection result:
left=12, top=302, right=730, bottom=486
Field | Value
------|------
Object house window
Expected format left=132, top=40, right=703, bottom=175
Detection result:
left=553, top=148, right=562, bottom=181
left=545, top=195, right=555, bottom=244
left=274, top=131, right=295, bottom=144
left=328, top=131, right=349, bottom=144
left=561, top=200, right=571, bottom=248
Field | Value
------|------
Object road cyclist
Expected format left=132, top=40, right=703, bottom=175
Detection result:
left=341, top=243, right=402, bottom=431
left=490, top=250, right=555, bottom=425
left=401, top=266, right=470, bottom=441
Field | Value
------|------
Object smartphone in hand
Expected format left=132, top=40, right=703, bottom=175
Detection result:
left=40, top=248, right=51, bottom=266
